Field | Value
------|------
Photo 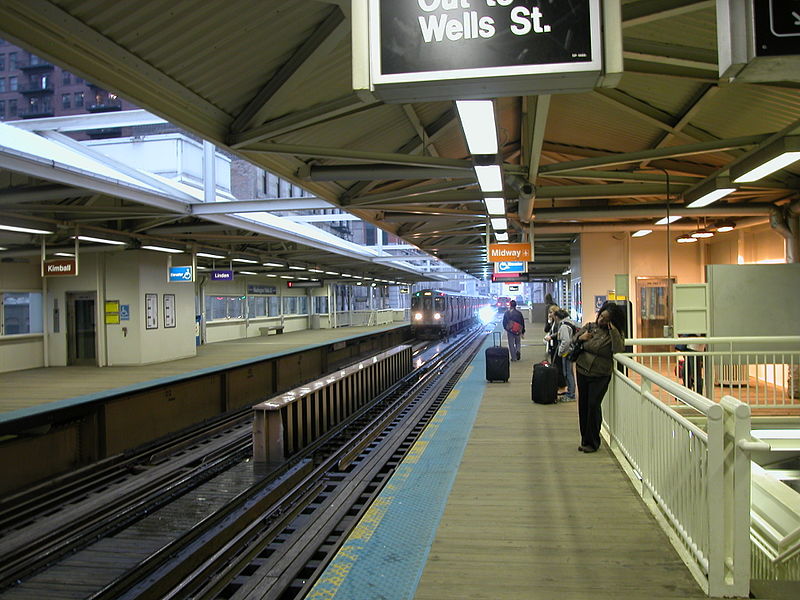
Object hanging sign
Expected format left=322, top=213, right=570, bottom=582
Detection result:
left=356, top=0, right=616, bottom=102
left=43, top=258, right=77, bottom=277
left=211, top=270, right=234, bottom=281
left=488, top=243, right=531, bottom=262
left=494, top=261, right=527, bottom=273
left=168, top=265, right=194, bottom=282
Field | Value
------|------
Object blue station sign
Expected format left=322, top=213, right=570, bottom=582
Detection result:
left=168, top=265, right=194, bottom=282
left=495, top=261, right=526, bottom=273
left=211, top=270, right=234, bottom=281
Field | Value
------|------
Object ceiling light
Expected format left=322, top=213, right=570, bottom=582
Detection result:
left=676, top=234, right=698, bottom=243
left=691, top=228, right=714, bottom=239
left=684, top=176, right=736, bottom=208
left=279, top=275, right=294, bottom=279
left=456, top=100, right=498, bottom=154
left=495, top=232, right=509, bottom=242
left=731, top=136, right=800, bottom=182
left=232, top=257, right=258, bottom=263
left=239, top=271, right=258, bottom=275
left=197, top=251, right=226, bottom=259
left=53, top=251, right=74, bottom=257
left=655, top=215, right=682, bottom=225
left=325, top=271, right=340, bottom=275
left=342, top=273, right=352, bottom=277
left=266, top=274, right=277, bottom=277
left=714, top=220, right=736, bottom=233
left=484, top=197, right=505, bottom=216
left=631, top=229, right=652, bottom=238
left=72, top=234, right=127, bottom=246
left=0, top=220, right=55, bottom=235
left=288, top=265, right=305, bottom=270
left=309, top=268, right=324, bottom=273
left=141, top=244, right=184, bottom=254
left=490, top=217, right=508, bottom=230
left=475, top=165, right=503, bottom=192
left=263, top=262, right=284, bottom=267
left=0, top=247, right=6, bottom=251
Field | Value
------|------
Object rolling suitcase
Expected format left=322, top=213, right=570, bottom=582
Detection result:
left=485, top=331, right=510, bottom=383
left=532, top=361, right=558, bottom=404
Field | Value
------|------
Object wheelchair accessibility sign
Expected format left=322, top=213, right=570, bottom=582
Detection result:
left=168, top=266, right=194, bottom=282
left=495, top=261, right=526, bottom=273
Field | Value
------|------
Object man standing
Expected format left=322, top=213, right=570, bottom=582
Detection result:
left=502, top=300, right=525, bottom=361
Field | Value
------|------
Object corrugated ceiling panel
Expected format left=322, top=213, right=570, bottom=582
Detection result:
left=616, top=72, right=709, bottom=118
left=693, top=84, right=800, bottom=138
left=623, top=5, right=718, bottom=50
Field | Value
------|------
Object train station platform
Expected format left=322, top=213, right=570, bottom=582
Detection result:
left=0, top=323, right=408, bottom=418
left=307, top=327, right=707, bottom=600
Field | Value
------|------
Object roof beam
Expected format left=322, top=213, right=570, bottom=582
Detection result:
left=229, top=94, right=381, bottom=148
left=0, top=184, right=97, bottom=205
left=303, top=164, right=471, bottom=182
left=623, top=38, right=718, bottom=72
left=247, top=144, right=472, bottom=170
left=230, top=6, right=348, bottom=133
left=5, top=109, right=166, bottom=132
left=622, top=0, right=714, bottom=28
left=190, top=198, right=334, bottom=214
left=538, top=134, right=770, bottom=174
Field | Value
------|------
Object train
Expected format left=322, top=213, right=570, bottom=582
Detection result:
left=411, top=289, right=490, bottom=339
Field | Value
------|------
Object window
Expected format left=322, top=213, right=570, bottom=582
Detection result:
left=205, top=295, right=245, bottom=320
left=74, top=91, right=83, bottom=107
left=8, top=99, right=17, bottom=116
left=62, top=71, right=71, bottom=85
left=1, top=292, right=43, bottom=336
left=0, top=55, right=4, bottom=71
left=8, top=76, right=17, bottom=91
left=282, top=296, right=308, bottom=315
left=0, top=100, right=5, bottom=119
left=249, top=296, right=267, bottom=318
left=9, top=52, right=17, bottom=69
left=314, top=296, right=329, bottom=314
left=0, top=78, right=5, bottom=93
left=61, top=93, right=70, bottom=109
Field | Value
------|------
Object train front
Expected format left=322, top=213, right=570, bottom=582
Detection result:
left=411, top=290, right=447, bottom=339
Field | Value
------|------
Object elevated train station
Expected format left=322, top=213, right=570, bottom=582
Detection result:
left=1, top=1, right=800, bottom=598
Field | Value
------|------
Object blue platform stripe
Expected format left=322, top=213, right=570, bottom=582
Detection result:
left=307, top=353, right=488, bottom=599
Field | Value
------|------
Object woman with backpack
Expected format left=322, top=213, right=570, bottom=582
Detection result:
left=554, top=308, right=579, bottom=401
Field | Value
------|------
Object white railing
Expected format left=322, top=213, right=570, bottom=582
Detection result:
left=751, top=461, right=800, bottom=581
left=624, top=337, right=800, bottom=409
left=331, top=309, right=396, bottom=328
left=607, top=355, right=760, bottom=597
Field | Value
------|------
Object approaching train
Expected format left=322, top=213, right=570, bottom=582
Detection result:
left=411, top=289, right=490, bottom=338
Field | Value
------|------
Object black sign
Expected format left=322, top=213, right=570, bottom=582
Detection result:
left=753, top=0, right=800, bottom=56
left=287, top=280, right=323, bottom=288
left=491, top=272, right=530, bottom=283
left=378, top=0, right=595, bottom=77
left=248, top=285, right=277, bottom=295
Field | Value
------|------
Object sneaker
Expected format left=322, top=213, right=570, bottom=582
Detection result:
left=516, top=352, right=521, bottom=360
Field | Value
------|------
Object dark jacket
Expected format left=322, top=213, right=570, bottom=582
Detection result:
left=502, top=308, right=525, bottom=335
left=575, top=324, right=624, bottom=376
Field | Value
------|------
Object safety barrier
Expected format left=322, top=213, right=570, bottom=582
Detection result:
left=624, top=337, right=800, bottom=410
left=330, top=309, right=396, bottom=328
left=607, top=355, right=764, bottom=597
left=253, top=345, right=412, bottom=463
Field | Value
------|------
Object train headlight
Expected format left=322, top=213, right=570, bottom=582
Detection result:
left=414, top=313, right=423, bottom=321
left=433, top=312, right=441, bottom=320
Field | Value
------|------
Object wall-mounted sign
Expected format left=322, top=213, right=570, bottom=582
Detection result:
left=168, top=265, right=194, bottom=282
left=104, top=299, right=120, bottom=325
left=163, top=294, right=176, bottom=328
left=248, top=284, right=277, bottom=295
left=287, top=280, right=323, bottom=288
left=754, top=0, right=800, bottom=56
left=399, top=286, right=410, bottom=293
left=495, top=261, right=527, bottom=273
left=43, top=258, right=77, bottom=277
left=211, top=270, right=234, bottom=281
left=119, top=304, right=130, bottom=321
left=145, top=293, right=158, bottom=329
left=356, top=0, right=616, bottom=102
left=488, top=243, right=532, bottom=262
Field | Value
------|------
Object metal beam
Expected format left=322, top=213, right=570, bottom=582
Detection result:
left=0, top=184, right=97, bottom=205
left=190, top=198, right=334, bottom=214
left=623, top=38, right=718, bottom=72
left=538, top=134, right=770, bottom=174
left=5, top=109, right=166, bottom=132
left=551, top=170, right=700, bottom=184
left=250, top=144, right=473, bottom=170
left=622, top=0, right=714, bottom=28
left=303, top=164, right=471, bottom=182
left=536, top=183, right=690, bottom=199
left=230, top=6, right=347, bottom=133
left=532, top=204, right=773, bottom=220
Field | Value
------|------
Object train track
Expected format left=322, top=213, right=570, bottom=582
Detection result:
left=0, top=328, right=485, bottom=599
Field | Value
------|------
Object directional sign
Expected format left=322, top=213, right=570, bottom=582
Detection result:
left=754, top=0, right=800, bottom=56
left=168, top=265, right=194, bottom=282
left=211, top=270, right=234, bottom=281
left=488, top=243, right=532, bottom=262
left=495, top=261, right=526, bottom=273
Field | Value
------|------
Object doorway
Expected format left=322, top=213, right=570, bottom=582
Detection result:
left=635, top=277, right=675, bottom=352
left=66, top=292, right=97, bottom=366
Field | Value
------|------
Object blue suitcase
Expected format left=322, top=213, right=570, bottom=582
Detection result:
left=486, top=332, right=510, bottom=382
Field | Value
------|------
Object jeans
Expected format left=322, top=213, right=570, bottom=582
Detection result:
left=562, top=357, right=576, bottom=398
left=576, top=371, right=612, bottom=451
left=507, top=331, right=521, bottom=360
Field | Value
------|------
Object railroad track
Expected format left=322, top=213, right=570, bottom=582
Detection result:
left=0, top=328, right=485, bottom=599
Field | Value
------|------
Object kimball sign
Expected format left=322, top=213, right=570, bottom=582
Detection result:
left=356, top=0, right=618, bottom=102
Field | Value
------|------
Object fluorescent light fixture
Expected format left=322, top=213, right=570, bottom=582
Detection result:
left=691, top=228, right=714, bottom=238
left=325, top=271, right=340, bottom=275
left=631, top=229, right=652, bottom=238
left=54, top=252, right=74, bottom=257
left=352, top=275, right=363, bottom=279
left=239, top=271, right=258, bottom=275
left=141, top=245, right=184, bottom=254
left=731, top=136, right=800, bottom=183
left=297, top=277, right=309, bottom=280
left=495, top=232, right=509, bottom=242
left=279, top=275, right=294, bottom=279
left=0, top=247, right=6, bottom=251
left=686, top=187, right=735, bottom=208
left=490, top=217, right=508, bottom=230
left=684, top=176, right=736, bottom=208
left=0, top=223, right=55, bottom=235
left=309, top=268, right=324, bottom=273
left=288, top=265, right=305, bottom=270
left=655, top=215, right=682, bottom=225
left=72, top=235, right=127, bottom=246
left=232, top=257, right=258, bottom=263
left=263, top=262, right=284, bottom=267
left=341, top=273, right=352, bottom=277
left=266, top=274, right=278, bottom=277
left=714, top=220, right=735, bottom=233
left=484, top=196, right=505, bottom=216
left=197, top=252, right=226, bottom=259
left=676, top=234, right=698, bottom=243
left=475, top=165, right=503, bottom=192
left=456, top=100, right=498, bottom=154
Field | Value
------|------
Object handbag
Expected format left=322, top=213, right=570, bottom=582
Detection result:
left=565, top=339, right=583, bottom=362
left=509, top=320, right=523, bottom=335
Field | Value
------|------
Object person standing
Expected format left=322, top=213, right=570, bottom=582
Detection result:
left=502, top=300, right=525, bottom=361
left=555, top=308, right=579, bottom=401
left=574, top=304, right=624, bottom=453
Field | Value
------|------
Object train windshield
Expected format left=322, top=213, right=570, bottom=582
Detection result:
left=434, top=296, right=445, bottom=309
left=411, top=296, right=420, bottom=310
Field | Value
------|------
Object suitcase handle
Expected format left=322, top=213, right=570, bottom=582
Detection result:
left=493, top=331, right=503, bottom=347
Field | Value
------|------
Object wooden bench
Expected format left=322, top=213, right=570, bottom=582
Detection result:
left=259, top=325, right=284, bottom=336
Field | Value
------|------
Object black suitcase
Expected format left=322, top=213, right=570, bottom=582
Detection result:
left=532, top=361, right=559, bottom=404
left=485, top=332, right=510, bottom=382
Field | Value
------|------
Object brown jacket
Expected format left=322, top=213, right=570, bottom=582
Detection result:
left=575, top=325, right=624, bottom=377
